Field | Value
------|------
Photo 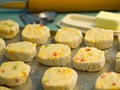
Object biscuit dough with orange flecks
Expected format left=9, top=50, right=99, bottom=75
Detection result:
left=0, top=61, right=30, bottom=86
left=42, top=67, right=77, bottom=90
left=95, top=72, right=120, bottom=90
left=55, top=27, right=83, bottom=48
left=0, top=20, right=19, bottom=39
left=73, top=47, right=105, bottom=71
left=38, top=44, right=71, bottom=66
left=22, top=24, right=50, bottom=44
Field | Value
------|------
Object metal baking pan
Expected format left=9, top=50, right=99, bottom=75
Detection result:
left=0, top=28, right=119, bottom=90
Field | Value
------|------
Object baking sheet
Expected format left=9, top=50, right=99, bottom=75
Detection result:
left=57, top=14, right=120, bottom=36
left=0, top=28, right=119, bottom=90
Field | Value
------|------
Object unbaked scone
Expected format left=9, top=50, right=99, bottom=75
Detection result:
left=5, top=41, right=36, bottom=62
left=42, top=67, right=78, bottom=90
left=0, top=86, right=12, bottom=90
left=0, top=61, right=30, bottom=86
left=0, top=20, right=19, bottom=39
left=84, top=29, right=113, bottom=49
left=38, top=44, right=71, bottom=66
left=0, top=38, right=6, bottom=60
left=73, top=47, right=105, bottom=71
left=0, top=38, right=6, bottom=51
left=55, top=27, right=83, bottom=48
left=11, top=77, right=32, bottom=90
left=22, top=24, right=50, bottom=44
left=95, top=72, right=120, bottom=90
left=115, top=52, right=120, bottom=72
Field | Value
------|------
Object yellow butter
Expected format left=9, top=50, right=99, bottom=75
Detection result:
left=96, top=11, right=120, bottom=30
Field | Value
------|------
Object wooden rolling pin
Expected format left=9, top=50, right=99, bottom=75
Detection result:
left=0, top=0, right=120, bottom=12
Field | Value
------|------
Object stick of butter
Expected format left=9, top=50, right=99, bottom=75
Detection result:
left=96, top=11, right=120, bottom=30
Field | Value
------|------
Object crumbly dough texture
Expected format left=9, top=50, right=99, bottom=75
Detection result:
left=38, top=44, right=71, bottom=66
left=55, top=27, right=83, bottom=48
left=42, top=67, right=78, bottom=90
left=0, top=38, right=6, bottom=60
left=5, top=41, right=36, bottom=62
left=95, top=72, right=120, bottom=90
left=0, top=86, right=12, bottom=90
left=0, top=61, right=30, bottom=86
left=0, top=20, right=19, bottom=39
left=73, top=47, right=105, bottom=71
left=0, top=38, right=5, bottom=52
left=22, top=24, right=50, bottom=44
left=84, top=29, right=113, bottom=49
